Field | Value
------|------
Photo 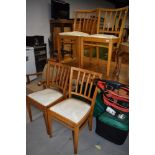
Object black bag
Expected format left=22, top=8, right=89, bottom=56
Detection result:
left=96, top=117, right=128, bottom=145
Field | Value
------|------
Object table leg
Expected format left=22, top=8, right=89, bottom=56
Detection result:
left=96, top=47, right=99, bottom=65
left=80, top=37, right=83, bottom=68
left=107, top=41, right=113, bottom=77
left=76, top=37, right=81, bottom=67
left=57, top=35, right=61, bottom=62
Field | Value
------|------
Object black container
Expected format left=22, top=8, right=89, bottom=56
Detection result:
left=95, top=117, right=128, bottom=145
left=26, top=36, right=44, bottom=47
left=51, top=0, right=70, bottom=19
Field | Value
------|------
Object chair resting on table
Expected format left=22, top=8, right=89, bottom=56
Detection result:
left=57, top=9, right=98, bottom=63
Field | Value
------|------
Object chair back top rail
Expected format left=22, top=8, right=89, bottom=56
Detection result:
left=46, top=60, right=70, bottom=94
left=97, top=6, right=128, bottom=38
left=73, top=9, right=98, bottom=34
left=69, top=67, right=102, bottom=104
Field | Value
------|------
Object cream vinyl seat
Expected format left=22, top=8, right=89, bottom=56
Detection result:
left=50, top=98, right=91, bottom=123
left=85, top=34, right=118, bottom=39
left=59, top=31, right=90, bottom=37
left=27, top=88, right=63, bottom=107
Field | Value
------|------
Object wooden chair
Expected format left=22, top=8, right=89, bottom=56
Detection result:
left=26, top=61, right=70, bottom=134
left=80, top=7, right=128, bottom=77
left=26, top=59, right=59, bottom=94
left=47, top=67, right=102, bottom=154
left=57, top=9, right=98, bottom=64
left=26, top=63, right=48, bottom=94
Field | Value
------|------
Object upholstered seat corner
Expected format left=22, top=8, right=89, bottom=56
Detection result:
left=85, top=34, right=118, bottom=39
left=59, top=31, right=90, bottom=37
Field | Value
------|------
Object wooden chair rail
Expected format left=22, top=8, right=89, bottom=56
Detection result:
left=97, top=7, right=128, bottom=35
left=47, top=62, right=70, bottom=93
left=69, top=67, right=102, bottom=101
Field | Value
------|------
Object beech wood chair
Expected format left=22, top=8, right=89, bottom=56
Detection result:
left=80, top=7, right=128, bottom=77
left=26, top=61, right=70, bottom=134
left=26, top=63, right=48, bottom=94
left=47, top=67, right=102, bottom=154
left=57, top=9, right=98, bottom=64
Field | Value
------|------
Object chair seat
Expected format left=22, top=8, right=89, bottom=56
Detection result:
left=59, top=31, right=90, bottom=37
left=84, top=34, right=118, bottom=39
left=27, top=88, right=63, bottom=106
left=50, top=98, right=91, bottom=123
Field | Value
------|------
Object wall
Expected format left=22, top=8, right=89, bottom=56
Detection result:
left=65, top=0, right=115, bottom=18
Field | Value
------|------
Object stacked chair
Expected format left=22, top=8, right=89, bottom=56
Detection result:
left=57, top=9, right=98, bottom=64
left=80, top=7, right=128, bottom=77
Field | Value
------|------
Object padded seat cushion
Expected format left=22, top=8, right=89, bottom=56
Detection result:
left=27, top=88, right=63, bottom=106
left=50, top=98, right=91, bottom=123
left=85, top=34, right=118, bottom=39
left=59, top=31, right=90, bottom=37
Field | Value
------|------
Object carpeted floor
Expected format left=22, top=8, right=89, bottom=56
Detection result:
left=26, top=114, right=129, bottom=155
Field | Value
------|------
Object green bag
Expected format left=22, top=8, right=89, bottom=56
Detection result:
left=93, top=93, right=107, bottom=117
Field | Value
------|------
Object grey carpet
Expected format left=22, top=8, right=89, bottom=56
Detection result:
left=26, top=115, right=129, bottom=155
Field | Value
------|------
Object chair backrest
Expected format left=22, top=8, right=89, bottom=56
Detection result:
left=46, top=61, right=70, bottom=95
left=73, top=9, right=98, bottom=34
left=97, top=7, right=128, bottom=39
left=69, top=67, right=102, bottom=109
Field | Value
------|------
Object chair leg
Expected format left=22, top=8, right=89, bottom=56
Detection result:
left=72, top=130, right=74, bottom=142
left=89, top=47, right=93, bottom=63
left=88, top=115, right=93, bottom=131
left=26, top=102, right=32, bottom=122
left=96, top=47, right=99, bottom=65
left=47, top=112, right=52, bottom=137
left=43, top=110, right=50, bottom=135
left=73, top=127, right=79, bottom=154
